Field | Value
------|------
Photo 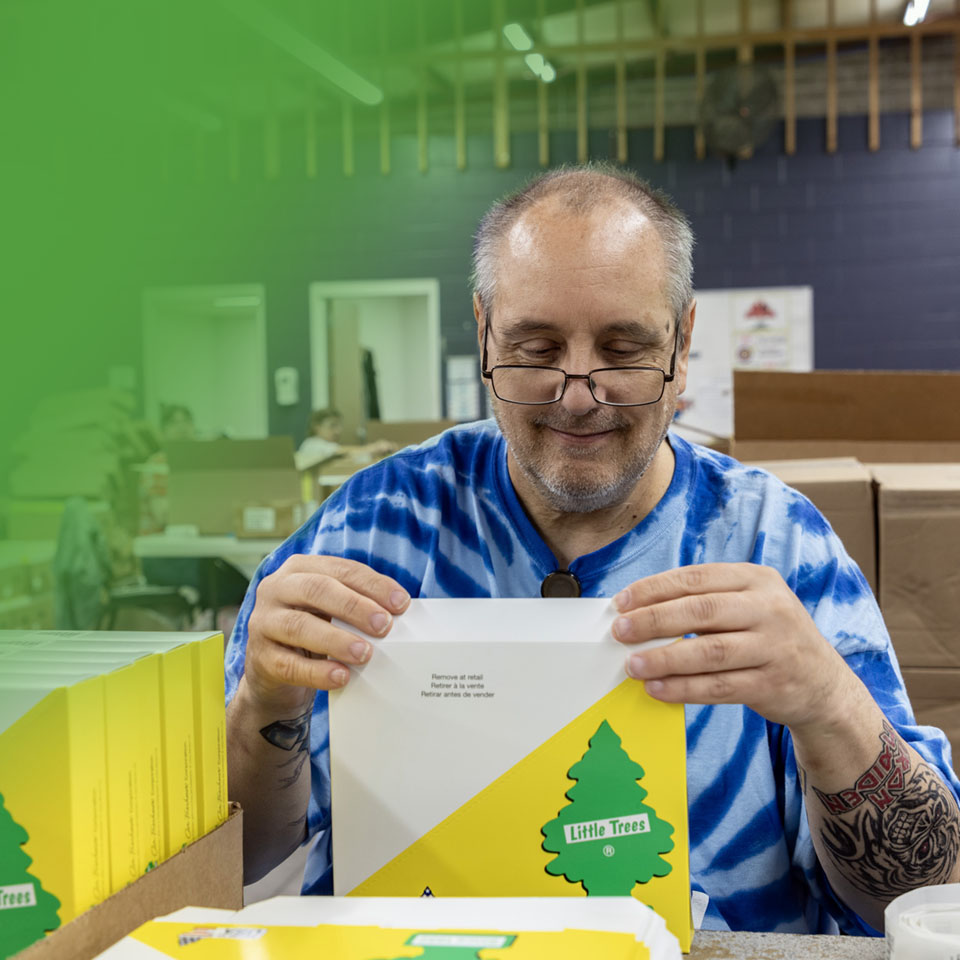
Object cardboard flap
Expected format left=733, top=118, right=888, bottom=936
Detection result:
left=734, top=371, right=960, bottom=443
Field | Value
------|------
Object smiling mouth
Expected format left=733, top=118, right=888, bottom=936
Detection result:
left=547, top=426, right=614, bottom=441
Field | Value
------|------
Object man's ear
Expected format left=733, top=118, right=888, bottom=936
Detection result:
left=473, top=293, right=486, bottom=349
left=676, top=299, right=696, bottom=396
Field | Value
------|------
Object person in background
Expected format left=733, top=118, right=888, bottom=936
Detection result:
left=294, top=408, right=396, bottom=472
left=160, top=404, right=196, bottom=443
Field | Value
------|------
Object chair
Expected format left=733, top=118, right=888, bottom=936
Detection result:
left=53, top=498, right=194, bottom=630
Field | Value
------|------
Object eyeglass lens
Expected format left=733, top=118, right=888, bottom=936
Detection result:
left=490, top=367, right=665, bottom=406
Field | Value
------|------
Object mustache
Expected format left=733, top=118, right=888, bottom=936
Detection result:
left=530, top=411, right=631, bottom=432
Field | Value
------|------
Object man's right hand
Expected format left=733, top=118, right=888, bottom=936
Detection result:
left=243, top=555, right=411, bottom=710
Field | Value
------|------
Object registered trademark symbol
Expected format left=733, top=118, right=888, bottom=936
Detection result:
left=602, top=844, right=615, bottom=858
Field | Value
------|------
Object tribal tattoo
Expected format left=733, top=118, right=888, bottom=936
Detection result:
left=813, top=721, right=910, bottom=815
left=809, top=721, right=960, bottom=898
left=260, top=705, right=313, bottom=791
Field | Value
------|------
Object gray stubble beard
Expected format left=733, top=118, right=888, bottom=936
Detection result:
left=492, top=400, right=673, bottom=515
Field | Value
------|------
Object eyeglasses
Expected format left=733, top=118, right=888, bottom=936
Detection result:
left=480, top=321, right=680, bottom=407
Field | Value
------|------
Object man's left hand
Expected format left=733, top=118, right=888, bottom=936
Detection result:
left=612, top=562, right=855, bottom=731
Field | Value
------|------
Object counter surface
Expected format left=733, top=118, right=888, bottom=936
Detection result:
left=690, top=930, right=885, bottom=959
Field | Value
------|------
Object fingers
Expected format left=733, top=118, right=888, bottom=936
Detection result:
left=279, top=555, right=410, bottom=616
left=633, top=667, right=762, bottom=706
left=613, top=590, right=755, bottom=645
left=247, top=635, right=357, bottom=693
left=625, top=631, right=764, bottom=681
left=245, top=555, right=412, bottom=699
left=273, top=572, right=398, bottom=639
left=614, top=563, right=779, bottom=613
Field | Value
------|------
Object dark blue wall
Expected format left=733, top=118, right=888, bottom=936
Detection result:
left=146, top=111, right=960, bottom=438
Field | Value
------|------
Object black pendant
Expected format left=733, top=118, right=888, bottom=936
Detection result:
left=540, top=570, right=582, bottom=598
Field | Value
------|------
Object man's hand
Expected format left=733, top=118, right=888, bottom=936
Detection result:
left=244, top=554, right=411, bottom=711
left=611, top=562, right=853, bottom=730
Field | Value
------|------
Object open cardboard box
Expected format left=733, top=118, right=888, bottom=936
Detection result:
left=15, top=804, right=242, bottom=960
left=732, top=370, right=960, bottom=463
left=167, top=439, right=300, bottom=536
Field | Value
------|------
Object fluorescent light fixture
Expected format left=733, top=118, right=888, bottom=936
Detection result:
left=503, top=22, right=534, bottom=51
left=220, top=0, right=383, bottom=106
left=523, top=52, right=557, bottom=83
left=903, top=0, right=929, bottom=25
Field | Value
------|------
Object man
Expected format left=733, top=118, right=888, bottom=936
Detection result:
left=225, top=165, right=960, bottom=935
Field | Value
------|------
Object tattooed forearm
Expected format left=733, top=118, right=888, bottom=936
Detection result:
left=812, top=721, right=910, bottom=815
left=260, top=706, right=312, bottom=790
left=808, top=721, right=960, bottom=899
left=259, top=706, right=312, bottom=752
left=277, top=749, right=310, bottom=789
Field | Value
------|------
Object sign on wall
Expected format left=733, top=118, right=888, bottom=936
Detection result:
left=672, top=286, right=814, bottom=443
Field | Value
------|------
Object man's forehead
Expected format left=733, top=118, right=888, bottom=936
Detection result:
left=505, top=196, right=657, bottom=261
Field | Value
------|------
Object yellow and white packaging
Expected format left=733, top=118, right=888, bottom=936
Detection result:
left=330, top=599, right=693, bottom=952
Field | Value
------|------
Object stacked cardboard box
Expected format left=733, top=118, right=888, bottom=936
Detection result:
left=731, top=370, right=960, bottom=463
left=732, top=371, right=960, bottom=759
left=0, top=631, right=229, bottom=958
left=869, top=465, right=960, bottom=760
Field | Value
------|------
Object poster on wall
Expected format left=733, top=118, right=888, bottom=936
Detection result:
left=672, top=286, right=813, bottom=444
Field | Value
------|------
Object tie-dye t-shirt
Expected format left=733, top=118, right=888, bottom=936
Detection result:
left=224, top=420, right=959, bottom=935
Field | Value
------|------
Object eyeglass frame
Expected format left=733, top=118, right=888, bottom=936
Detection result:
left=480, top=318, right=682, bottom=407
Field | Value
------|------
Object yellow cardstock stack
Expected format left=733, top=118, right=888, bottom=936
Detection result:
left=0, top=630, right=227, bottom=958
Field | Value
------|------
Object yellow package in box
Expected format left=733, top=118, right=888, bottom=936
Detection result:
left=0, top=673, right=109, bottom=930
left=192, top=634, right=228, bottom=835
left=104, top=655, right=164, bottom=890
left=127, top=922, right=648, bottom=960
left=159, top=642, right=199, bottom=857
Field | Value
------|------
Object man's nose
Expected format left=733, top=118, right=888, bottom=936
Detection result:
left=559, top=375, right=598, bottom=416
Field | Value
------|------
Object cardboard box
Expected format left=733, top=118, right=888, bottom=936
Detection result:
left=167, top=439, right=300, bottom=536
left=871, top=464, right=960, bottom=669
left=745, top=458, right=877, bottom=594
left=732, top=370, right=960, bottom=462
left=14, top=803, right=242, bottom=960
left=234, top=500, right=308, bottom=539
left=365, top=420, right=458, bottom=449
left=902, top=668, right=960, bottom=764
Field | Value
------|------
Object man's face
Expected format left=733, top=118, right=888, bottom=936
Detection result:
left=477, top=197, right=691, bottom=514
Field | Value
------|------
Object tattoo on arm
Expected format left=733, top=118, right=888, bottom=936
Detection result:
left=806, top=720, right=960, bottom=898
left=260, top=705, right=312, bottom=791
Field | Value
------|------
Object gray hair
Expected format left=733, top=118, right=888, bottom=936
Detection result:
left=470, top=163, right=695, bottom=334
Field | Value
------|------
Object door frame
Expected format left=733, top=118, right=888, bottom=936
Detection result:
left=308, top=278, right=442, bottom=418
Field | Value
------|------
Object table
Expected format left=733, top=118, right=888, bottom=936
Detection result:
left=689, top=930, right=884, bottom=959
left=133, top=534, right=282, bottom=580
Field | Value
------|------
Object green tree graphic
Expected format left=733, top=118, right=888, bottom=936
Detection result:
left=380, top=932, right=516, bottom=960
left=541, top=720, right=674, bottom=895
left=0, top=792, right=61, bottom=958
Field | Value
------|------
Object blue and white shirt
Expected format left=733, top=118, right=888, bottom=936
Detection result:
left=225, top=421, right=960, bottom=935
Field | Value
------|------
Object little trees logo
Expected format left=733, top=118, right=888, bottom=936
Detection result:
left=381, top=932, right=516, bottom=960
left=0, top=792, right=61, bottom=957
left=541, top=720, right=674, bottom=895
